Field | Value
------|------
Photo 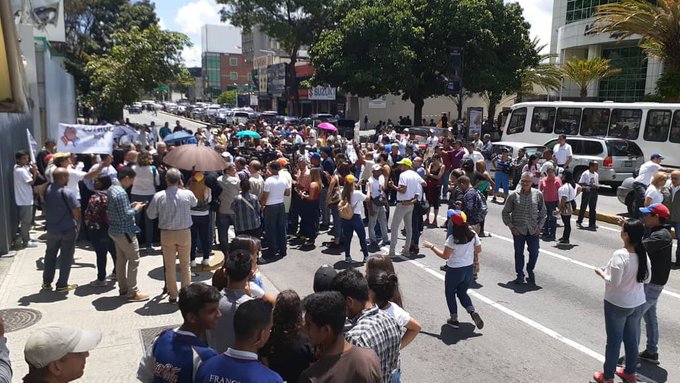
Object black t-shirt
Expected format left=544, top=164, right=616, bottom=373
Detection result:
left=260, top=334, right=314, bottom=383
left=643, top=226, right=673, bottom=285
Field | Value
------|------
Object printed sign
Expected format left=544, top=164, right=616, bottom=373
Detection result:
left=308, top=86, right=336, bottom=100
left=468, top=107, right=484, bottom=137
left=368, top=96, right=387, bottom=109
left=57, top=124, right=116, bottom=154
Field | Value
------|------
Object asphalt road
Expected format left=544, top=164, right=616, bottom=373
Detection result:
left=258, top=202, right=679, bottom=383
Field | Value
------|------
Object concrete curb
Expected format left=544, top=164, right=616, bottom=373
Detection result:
left=573, top=209, right=622, bottom=225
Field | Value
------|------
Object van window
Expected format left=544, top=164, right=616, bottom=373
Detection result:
left=580, top=108, right=610, bottom=136
left=530, top=107, right=556, bottom=133
left=554, top=108, right=581, bottom=135
left=644, top=110, right=671, bottom=142
left=609, top=109, right=641, bottom=140
left=582, top=140, right=604, bottom=155
left=506, top=108, right=527, bottom=134
left=606, top=140, right=643, bottom=156
left=671, top=110, right=680, bottom=143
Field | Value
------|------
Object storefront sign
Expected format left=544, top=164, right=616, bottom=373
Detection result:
left=368, top=96, right=387, bottom=109
left=308, top=86, right=336, bottom=100
left=267, top=63, right=287, bottom=96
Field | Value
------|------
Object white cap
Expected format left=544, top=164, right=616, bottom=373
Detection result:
left=24, top=324, right=102, bottom=368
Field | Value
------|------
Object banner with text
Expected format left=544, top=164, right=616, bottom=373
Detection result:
left=308, top=86, right=336, bottom=100
left=57, top=124, right=115, bottom=154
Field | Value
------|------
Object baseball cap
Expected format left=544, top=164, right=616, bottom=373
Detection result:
left=193, top=172, right=205, bottom=182
left=345, top=174, right=356, bottom=184
left=310, top=153, right=321, bottom=161
left=277, top=157, right=289, bottom=166
left=651, top=153, right=664, bottom=160
left=24, top=324, right=102, bottom=368
left=397, top=158, right=412, bottom=167
left=372, top=164, right=382, bottom=172
left=639, top=203, right=670, bottom=219
left=313, top=265, right=338, bottom=292
left=403, top=128, right=410, bottom=133
left=448, top=209, right=467, bottom=226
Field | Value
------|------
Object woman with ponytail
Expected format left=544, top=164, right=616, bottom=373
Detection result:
left=593, top=219, right=651, bottom=383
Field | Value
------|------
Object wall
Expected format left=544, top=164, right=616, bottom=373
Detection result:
left=41, top=45, right=75, bottom=139
left=219, top=53, right=252, bottom=90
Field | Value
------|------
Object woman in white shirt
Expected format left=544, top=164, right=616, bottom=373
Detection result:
left=592, top=219, right=650, bottom=383
left=521, top=154, right=541, bottom=188
left=644, top=172, right=667, bottom=207
left=131, top=151, right=160, bottom=248
left=423, top=210, right=484, bottom=330
left=557, top=169, right=581, bottom=245
left=339, top=174, right=369, bottom=263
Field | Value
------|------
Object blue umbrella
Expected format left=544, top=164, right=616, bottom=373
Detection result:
left=235, top=130, right=261, bottom=139
left=163, top=131, right=193, bottom=143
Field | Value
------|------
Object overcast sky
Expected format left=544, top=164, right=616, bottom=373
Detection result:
left=153, top=0, right=554, bottom=67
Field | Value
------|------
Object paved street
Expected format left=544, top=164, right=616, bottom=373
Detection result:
left=1, top=200, right=679, bottom=382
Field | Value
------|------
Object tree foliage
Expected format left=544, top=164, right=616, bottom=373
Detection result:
left=518, top=38, right=562, bottom=102
left=85, top=26, right=191, bottom=120
left=216, top=90, right=238, bottom=106
left=560, top=57, right=621, bottom=101
left=310, top=0, right=538, bottom=123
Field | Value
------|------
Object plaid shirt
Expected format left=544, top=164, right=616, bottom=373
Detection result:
left=345, top=306, right=402, bottom=383
left=231, top=192, right=261, bottom=232
left=107, top=184, right=138, bottom=236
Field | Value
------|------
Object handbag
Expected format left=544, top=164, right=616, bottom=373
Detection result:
left=339, top=199, right=358, bottom=220
left=419, top=197, right=430, bottom=211
left=371, top=193, right=387, bottom=207
left=328, top=176, right=342, bottom=206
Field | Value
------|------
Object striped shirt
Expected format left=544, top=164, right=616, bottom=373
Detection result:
left=502, top=188, right=547, bottom=235
left=107, top=184, right=138, bottom=236
left=231, top=193, right=261, bottom=232
left=147, top=186, right=198, bottom=231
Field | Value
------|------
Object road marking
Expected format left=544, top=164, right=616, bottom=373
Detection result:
left=396, top=255, right=658, bottom=383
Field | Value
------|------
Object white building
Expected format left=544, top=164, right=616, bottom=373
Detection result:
left=201, top=24, right=241, bottom=54
left=550, top=0, right=663, bottom=101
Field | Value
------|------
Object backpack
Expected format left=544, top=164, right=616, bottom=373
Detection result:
left=84, top=192, right=109, bottom=230
left=338, top=198, right=357, bottom=220
left=468, top=189, right=487, bottom=224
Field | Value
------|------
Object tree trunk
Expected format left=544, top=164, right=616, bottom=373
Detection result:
left=456, top=93, right=464, bottom=120
left=579, top=87, right=587, bottom=101
left=487, top=92, right=501, bottom=122
left=288, top=50, right=299, bottom=116
left=412, top=97, right=424, bottom=127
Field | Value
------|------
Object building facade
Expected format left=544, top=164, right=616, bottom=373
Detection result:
left=201, top=24, right=252, bottom=100
left=550, top=0, right=664, bottom=101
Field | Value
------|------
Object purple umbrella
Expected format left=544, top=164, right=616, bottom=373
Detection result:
left=317, top=122, right=337, bottom=131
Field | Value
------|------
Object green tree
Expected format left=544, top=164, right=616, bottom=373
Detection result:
left=593, top=0, right=680, bottom=101
left=560, top=57, right=621, bottom=101
left=310, top=0, right=537, bottom=124
left=85, top=25, right=191, bottom=120
left=517, top=39, right=562, bottom=102
left=218, top=0, right=335, bottom=115
left=216, top=90, right=238, bottom=106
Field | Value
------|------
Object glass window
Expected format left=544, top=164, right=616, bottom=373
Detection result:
left=530, top=107, right=556, bottom=133
left=670, top=111, right=680, bottom=143
left=230, top=57, right=238, bottom=66
left=609, top=109, right=641, bottom=139
left=582, top=140, right=604, bottom=156
left=598, top=46, right=648, bottom=102
left=644, top=110, right=671, bottom=142
left=505, top=108, right=526, bottom=135
left=566, top=139, right=583, bottom=155
left=566, top=0, right=617, bottom=24
left=580, top=108, right=610, bottom=136
left=230, top=72, right=238, bottom=81
left=606, top=140, right=643, bottom=156
left=555, top=108, right=581, bottom=135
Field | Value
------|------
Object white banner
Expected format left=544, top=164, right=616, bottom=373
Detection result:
left=308, top=86, right=336, bottom=100
left=368, top=96, right=387, bottom=109
left=57, top=123, right=115, bottom=154
left=26, top=129, right=38, bottom=163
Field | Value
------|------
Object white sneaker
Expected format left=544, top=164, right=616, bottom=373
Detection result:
left=190, top=260, right=197, bottom=268
left=105, top=273, right=116, bottom=281
left=201, top=259, right=210, bottom=266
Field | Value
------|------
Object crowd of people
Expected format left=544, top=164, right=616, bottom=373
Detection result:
left=5, top=114, right=680, bottom=382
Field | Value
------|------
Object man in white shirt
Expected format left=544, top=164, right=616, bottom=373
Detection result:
left=367, top=165, right=389, bottom=247
left=633, top=153, right=672, bottom=218
left=261, top=160, right=291, bottom=261
left=426, top=129, right=439, bottom=151
left=387, top=158, right=427, bottom=257
left=14, top=150, right=38, bottom=248
left=576, top=161, right=599, bottom=229
left=552, top=135, right=573, bottom=168
left=52, top=154, right=109, bottom=201
left=463, top=142, right=484, bottom=164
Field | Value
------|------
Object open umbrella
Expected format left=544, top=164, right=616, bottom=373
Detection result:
left=163, top=144, right=226, bottom=172
left=317, top=122, right=337, bottom=131
left=235, top=130, right=261, bottom=139
left=163, top=131, right=193, bottom=144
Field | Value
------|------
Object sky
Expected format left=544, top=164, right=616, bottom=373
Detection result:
left=152, top=0, right=554, bottom=67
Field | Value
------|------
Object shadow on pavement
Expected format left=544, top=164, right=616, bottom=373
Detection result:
left=469, top=280, right=484, bottom=289
left=554, top=243, right=579, bottom=250
left=497, top=281, right=543, bottom=294
left=392, top=254, right=425, bottom=262
left=74, top=284, right=116, bottom=297
left=419, top=324, right=483, bottom=345
left=17, top=290, right=69, bottom=306
left=147, top=266, right=212, bottom=282
left=333, top=260, right=365, bottom=270
left=91, top=295, right=127, bottom=312
left=320, top=245, right=343, bottom=256
left=617, top=357, right=668, bottom=383
left=134, top=295, right=180, bottom=316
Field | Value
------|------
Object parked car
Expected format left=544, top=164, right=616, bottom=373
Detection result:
left=128, top=102, right=142, bottom=114
left=543, top=137, right=643, bottom=188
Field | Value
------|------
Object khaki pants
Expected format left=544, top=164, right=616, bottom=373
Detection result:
left=110, top=233, right=140, bottom=297
left=160, top=229, right=191, bottom=299
left=470, top=223, right=481, bottom=275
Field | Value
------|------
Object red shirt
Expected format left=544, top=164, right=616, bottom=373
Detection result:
left=539, top=176, right=562, bottom=202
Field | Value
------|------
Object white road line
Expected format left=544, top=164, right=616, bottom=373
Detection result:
left=396, top=255, right=659, bottom=383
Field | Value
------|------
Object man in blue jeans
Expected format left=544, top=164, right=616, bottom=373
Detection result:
left=260, top=161, right=291, bottom=262
left=502, top=172, right=547, bottom=285
left=638, top=203, right=673, bottom=365
left=42, top=168, right=80, bottom=292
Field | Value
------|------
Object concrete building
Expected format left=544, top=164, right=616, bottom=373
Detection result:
left=550, top=0, right=663, bottom=101
left=201, top=24, right=252, bottom=100
left=241, top=26, right=286, bottom=65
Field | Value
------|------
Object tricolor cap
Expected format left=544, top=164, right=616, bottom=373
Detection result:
left=448, top=209, right=467, bottom=226
left=639, top=203, right=670, bottom=219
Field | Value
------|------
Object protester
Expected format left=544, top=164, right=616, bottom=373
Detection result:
left=14, top=151, right=38, bottom=249
left=511, top=147, right=528, bottom=188
left=522, top=154, right=541, bottom=188
left=327, top=164, right=350, bottom=247
left=552, top=134, right=573, bottom=168
left=331, top=269, right=401, bottom=383
left=22, top=324, right=101, bottom=383
left=137, top=283, right=221, bottom=382
left=491, top=148, right=511, bottom=203
left=557, top=169, right=580, bottom=245
left=339, top=175, right=370, bottom=263
left=188, top=171, right=213, bottom=267
left=319, top=147, right=336, bottom=229
left=644, top=172, right=667, bottom=207
left=387, top=158, right=426, bottom=258
left=84, top=174, right=117, bottom=286
left=0, top=317, right=9, bottom=383
left=576, top=161, right=600, bottom=230
left=259, top=290, right=314, bottom=383
left=231, top=178, right=262, bottom=237
left=217, top=163, right=241, bottom=253
left=424, top=154, right=444, bottom=227
left=633, top=153, right=671, bottom=217
left=296, top=167, right=321, bottom=247
left=130, top=151, right=160, bottom=249
left=593, top=219, right=650, bottom=383
left=300, top=291, right=382, bottom=383
left=261, top=161, right=291, bottom=262
left=663, top=170, right=680, bottom=266
left=539, top=166, right=562, bottom=241
left=423, top=210, right=484, bottom=330
left=367, top=164, right=390, bottom=248
left=146, top=168, right=197, bottom=303
left=502, top=172, right=547, bottom=284
left=313, top=265, right=338, bottom=293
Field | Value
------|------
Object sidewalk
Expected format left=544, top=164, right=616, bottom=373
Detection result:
left=0, top=224, right=278, bottom=382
